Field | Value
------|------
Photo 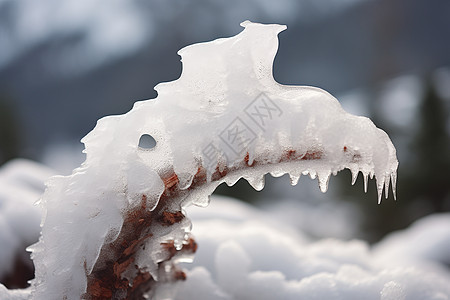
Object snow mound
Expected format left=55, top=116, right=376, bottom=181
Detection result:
left=171, top=196, right=450, bottom=300
left=0, top=159, right=55, bottom=279
left=373, top=213, right=450, bottom=268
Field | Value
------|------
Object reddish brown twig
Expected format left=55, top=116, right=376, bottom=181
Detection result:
left=84, top=148, right=323, bottom=299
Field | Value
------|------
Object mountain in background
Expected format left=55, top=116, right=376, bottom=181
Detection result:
left=0, top=0, right=449, bottom=160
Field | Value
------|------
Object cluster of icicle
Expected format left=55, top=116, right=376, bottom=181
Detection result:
left=16, top=21, right=398, bottom=299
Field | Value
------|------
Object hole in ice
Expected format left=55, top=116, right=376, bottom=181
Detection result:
left=138, top=134, right=157, bottom=150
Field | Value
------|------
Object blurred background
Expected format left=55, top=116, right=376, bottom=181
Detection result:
left=0, top=0, right=449, bottom=251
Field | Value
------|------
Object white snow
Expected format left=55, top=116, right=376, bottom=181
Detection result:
left=0, top=285, right=31, bottom=300
left=373, top=213, right=450, bottom=269
left=261, top=195, right=362, bottom=239
left=169, top=196, right=450, bottom=300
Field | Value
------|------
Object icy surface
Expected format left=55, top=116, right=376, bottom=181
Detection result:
left=170, top=196, right=450, bottom=300
left=22, top=21, right=398, bottom=299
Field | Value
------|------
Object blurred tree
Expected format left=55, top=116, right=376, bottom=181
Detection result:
left=0, top=94, right=21, bottom=164
left=338, top=77, right=450, bottom=242
left=404, top=78, right=450, bottom=212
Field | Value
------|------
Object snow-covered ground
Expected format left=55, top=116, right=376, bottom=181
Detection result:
left=0, top=160, right=449, bottom=299
left=172, top=196, right=450, bottom=300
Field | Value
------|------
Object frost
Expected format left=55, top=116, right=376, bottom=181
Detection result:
left=12, top=21, right=398, bottom=299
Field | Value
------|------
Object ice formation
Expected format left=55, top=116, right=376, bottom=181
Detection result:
left=18, top=21, right=397, bottom=299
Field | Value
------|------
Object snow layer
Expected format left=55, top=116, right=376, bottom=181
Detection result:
left=170, top=196, right=450, bottom=300
left=23, top=21, right=398, bottom=299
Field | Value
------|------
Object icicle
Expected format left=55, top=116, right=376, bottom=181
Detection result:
left=289, top=173, right=300, bottom=186
left=317, top=171, right=331, bottom=193
left=377, top=180, right=384, bottom=204
left=363, top=172, right=368, bottom=193
left=224, top=175, right=240, bottom=187
left=270, top=170, right=284, bottom=178
left=384, top=173, right=390, bottom=199
left=245, top=175, right=265, bottom=191
left=308, top=170, right=317, bottom=180
left=351, top=169, right=359, bottom=185
left=391, top=172, right=397, bottom=200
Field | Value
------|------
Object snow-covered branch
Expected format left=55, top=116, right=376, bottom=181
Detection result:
left=3, top=21, right=398, bottom=299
